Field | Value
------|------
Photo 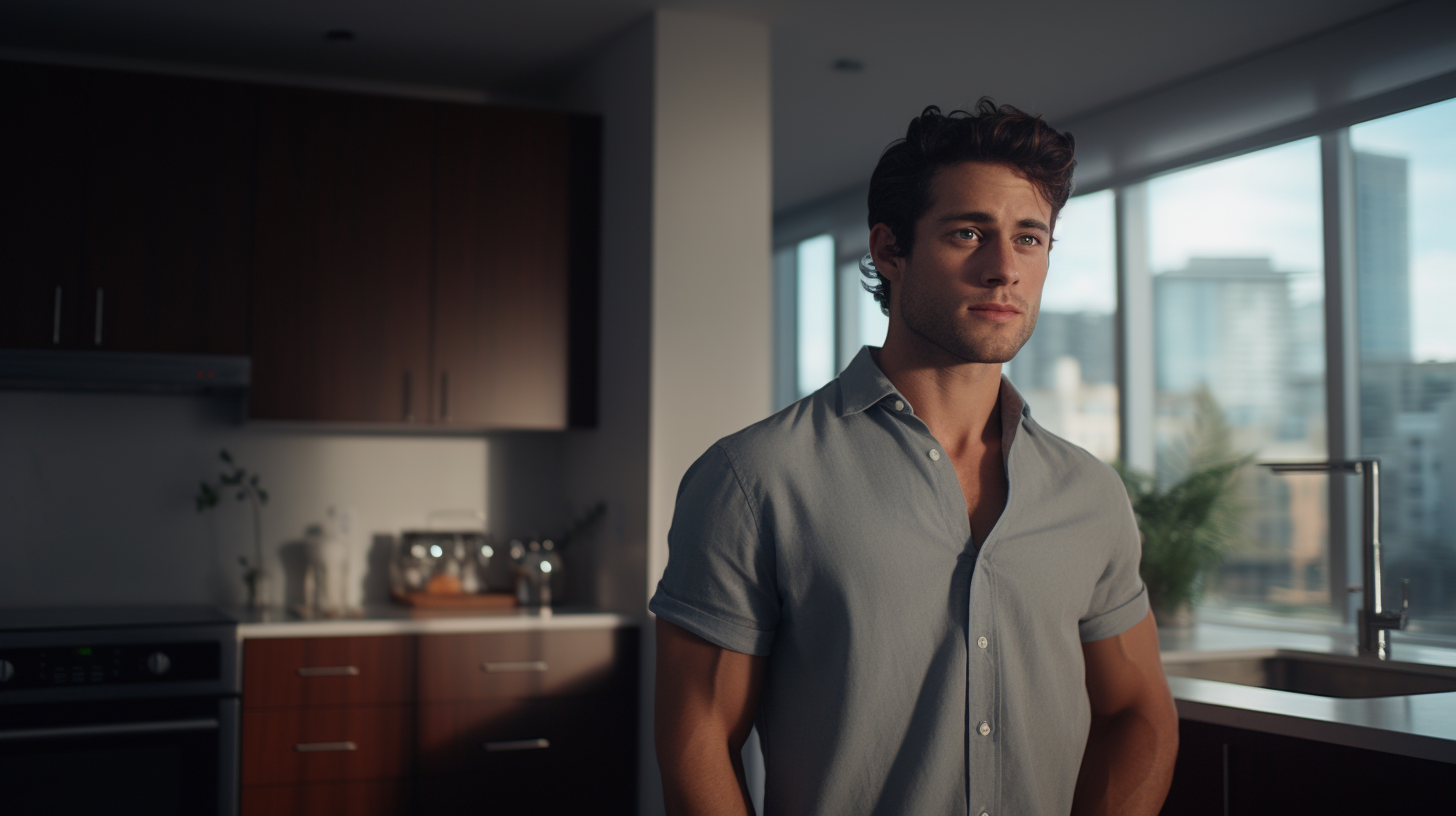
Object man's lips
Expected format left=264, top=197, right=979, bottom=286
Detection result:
left=966, top=302, right=1023, bottom=322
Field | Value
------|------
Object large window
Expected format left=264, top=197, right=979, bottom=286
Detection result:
left=1007, top=190, right=1119, bottom=461
left=1145, top=138, right=1332, bottom=622
left=1351, top=98, right=1456, bottom=636
left=774, top=92, right=1456, bottom=641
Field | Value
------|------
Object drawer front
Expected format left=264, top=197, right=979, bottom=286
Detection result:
left=241, top=705, right=412, bottom=786
left=417, top=628, right=637, bottom=702
left=416, top=694, right=631, bottom=777
left=241, top=779, right=410, bottom=816
left=244, top=636, right=414, bottom=709
left=416, top=696, right=636, bottom=815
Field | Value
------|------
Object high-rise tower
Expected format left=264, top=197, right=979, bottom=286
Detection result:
left=1354, top=151, right=1411, bottom=362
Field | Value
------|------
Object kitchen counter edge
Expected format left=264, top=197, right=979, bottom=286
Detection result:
left=1169, top=675, right=1456, bottom=764
left=236, top=609, right=638, bottom=639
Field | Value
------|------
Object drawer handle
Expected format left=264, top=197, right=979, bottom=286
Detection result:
left=484, top=738, right=550, bottom=752
left=296, top=666, right=361, bottom=677
left=481, top=661, right=548, bottom=673
left=295, top=741, right=358, bottom=753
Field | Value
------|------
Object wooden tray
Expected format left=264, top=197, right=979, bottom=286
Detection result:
left=391, top=590, right=518, bottom=609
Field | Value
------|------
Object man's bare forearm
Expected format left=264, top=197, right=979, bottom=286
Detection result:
left=655, top=619, right=764, bottom=816
left=1071, top=704, right=1178, bottom=816
left=658, top=732, right=754, bottom=816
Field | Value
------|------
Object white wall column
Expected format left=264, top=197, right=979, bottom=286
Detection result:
left=566, top=10, right=772, bottom=814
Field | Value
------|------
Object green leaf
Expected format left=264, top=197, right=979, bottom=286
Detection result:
left=236, top=491, right=247, bottom=501
left=257, top=489, right=269, bottom=504
left=220, top=449, right=233, bottom=464
left=250, top=474, right=259, bottom=487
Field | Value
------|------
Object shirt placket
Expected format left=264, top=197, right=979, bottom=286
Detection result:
left=886, top=395, right=998, bottom=816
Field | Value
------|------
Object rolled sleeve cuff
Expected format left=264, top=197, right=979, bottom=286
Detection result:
left=1078, top=583, right=1150, bottom=643
left=648, top=588, right=776, bottom=657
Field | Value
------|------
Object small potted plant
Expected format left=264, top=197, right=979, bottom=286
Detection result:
left=196, top=449, right=271, bottom=609
left=1115, top=388, right=1250, bottom=626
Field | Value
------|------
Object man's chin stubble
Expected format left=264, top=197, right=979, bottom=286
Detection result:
left=902, top=311, right=1032, bottom=366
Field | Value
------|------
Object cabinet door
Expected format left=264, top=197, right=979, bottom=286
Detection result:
left=431, top=106, right=573, bottom=429
left=241, top=780, right=409, bottom=816
left=1160, top=720, right=1456, bottom=816
left=417, top=628, right=636, bottom=702
left=241, top=704, right=413, bottom=786
left=416, top=695, right=636, bottom=814
left=0, top=61, right=87, bottom=349
left=250, top=87, right=434, bottom=422
left=243, top=636, right=415, bottom=710
left=83, top=71, right=255, bottom=354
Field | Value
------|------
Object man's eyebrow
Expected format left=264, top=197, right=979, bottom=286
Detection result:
left=938, top=212, right=1052, bottom=234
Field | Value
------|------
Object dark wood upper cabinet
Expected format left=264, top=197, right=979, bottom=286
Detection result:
left=249, top=87, right=435, bottom=423
left=83, top=71, right=255, bottom=354
left=0, top=61, right=599, bottom=428
left=0, top=61, right=88, bottom=349
left=432, top=106, right=573, bottom=429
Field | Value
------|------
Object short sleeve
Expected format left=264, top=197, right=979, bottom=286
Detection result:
left=649, top=444, right=779, bottom=656
left=1078, top=472, right=1150, bottom=642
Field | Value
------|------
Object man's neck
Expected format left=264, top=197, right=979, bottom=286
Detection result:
left=871, top=338, right=1004, bottom=456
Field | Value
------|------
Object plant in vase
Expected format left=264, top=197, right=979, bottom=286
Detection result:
left=1114, top=387, right=1250, bottom=626
left=195, top=449, right=271, bottom=608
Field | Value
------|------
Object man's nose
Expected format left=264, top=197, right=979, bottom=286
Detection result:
left=972, top=237, right=1020, bottom=287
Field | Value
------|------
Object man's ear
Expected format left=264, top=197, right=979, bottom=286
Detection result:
left=869, top=223, right=905, bottom=284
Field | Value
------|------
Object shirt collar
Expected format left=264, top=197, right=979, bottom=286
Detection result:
left=836, top=346, right=1032, bottom=430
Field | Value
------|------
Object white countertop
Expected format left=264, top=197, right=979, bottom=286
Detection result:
left=233, top=604, right=638, bottom=639
left=1160, top=621, right=1456, bottom=763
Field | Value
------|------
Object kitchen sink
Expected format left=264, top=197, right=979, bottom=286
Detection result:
left=1161, top=649, right=1456, bottom=698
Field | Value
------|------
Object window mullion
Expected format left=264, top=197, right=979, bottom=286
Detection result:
left=1320, top=129, right=1361, bottom=624
left=1114, top=183, right=1155, bottom=472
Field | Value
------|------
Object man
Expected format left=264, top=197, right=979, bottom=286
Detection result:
left=651, top=100, right=1178, bottom=816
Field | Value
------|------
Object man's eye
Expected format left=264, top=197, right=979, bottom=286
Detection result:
left=1016, top=235, right=1042, bottom=246
left=955, top=229, right=979, bottom=241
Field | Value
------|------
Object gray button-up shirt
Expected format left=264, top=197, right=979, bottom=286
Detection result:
left=650, top=347, right=1148, bottom=816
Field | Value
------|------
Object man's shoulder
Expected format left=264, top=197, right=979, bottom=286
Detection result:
left=705, top=383, right=840, bottom=478
left=1016, top=413, right=1126, bottom=498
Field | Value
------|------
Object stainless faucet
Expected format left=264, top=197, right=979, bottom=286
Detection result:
left=1264, top=459, right=1409, bottom=660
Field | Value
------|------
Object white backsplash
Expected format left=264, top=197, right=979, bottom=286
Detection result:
left=0, top=389, right=569, bottom=609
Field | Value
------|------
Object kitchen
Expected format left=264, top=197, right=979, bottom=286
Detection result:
left=3, top=1, right=1456, bottom=814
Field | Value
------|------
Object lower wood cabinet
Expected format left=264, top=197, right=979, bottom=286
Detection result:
left=241, top=705, right=413, bottom=786
left=241, top=780, right=410, bottom=816
left=1160, top=718, right=1454, bottom=815
left=240, top=627, right=638, bottom=816
left=416, top=694, right=636, bottom=813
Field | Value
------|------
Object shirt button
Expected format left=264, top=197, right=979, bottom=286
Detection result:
left=977, top=636, right=988, bottom=649
left=893, top=399, right=905, bottom=411
left=928, top=449, right=941, bottom=461
left=978, top=721, right=991, bottom=736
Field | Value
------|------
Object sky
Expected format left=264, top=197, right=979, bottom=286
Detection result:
left=1045, top=98, right=1456, bottom=362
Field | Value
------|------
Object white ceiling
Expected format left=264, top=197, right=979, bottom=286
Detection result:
left=0, top=0, right=1410, bottom=212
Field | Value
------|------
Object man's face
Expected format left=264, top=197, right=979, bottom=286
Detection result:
left=878, top=161, right=1053, bottom=365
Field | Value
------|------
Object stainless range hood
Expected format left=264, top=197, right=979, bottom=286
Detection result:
left=0, top=350, right=250, bottom=393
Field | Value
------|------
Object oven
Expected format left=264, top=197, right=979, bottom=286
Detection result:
left=0, top=607, right=240, bottom=816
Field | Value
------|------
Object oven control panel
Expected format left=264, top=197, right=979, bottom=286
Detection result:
left=0, top=642, right=220, bottom=690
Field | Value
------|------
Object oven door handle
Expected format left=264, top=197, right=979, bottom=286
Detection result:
left=0, top=717, right=219, bottom=742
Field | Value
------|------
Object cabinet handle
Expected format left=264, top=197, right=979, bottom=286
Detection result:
left=484, top=738, right=550, bottom=752
left=481, top=660, right=548, bottom=673
left=440, top=370, right=450, bottom=422
left=93, top=288, right=104, bottom=346
left=52, top=286, right=62, bottom=345
left=402, top=371, right=414, bottom=422
left=295, top=741, right=357, bottom=753
left=296, top=666, right=360, bottom=677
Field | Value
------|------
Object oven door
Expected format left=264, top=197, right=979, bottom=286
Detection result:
left=0, top=695, right=239, bottom=816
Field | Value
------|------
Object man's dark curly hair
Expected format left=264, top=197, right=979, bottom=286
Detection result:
left=863, top=98, right=1076, bottom=312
